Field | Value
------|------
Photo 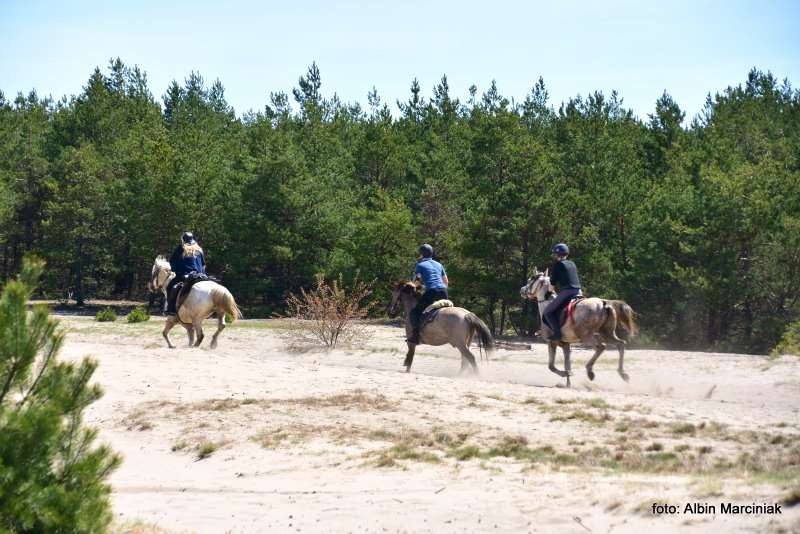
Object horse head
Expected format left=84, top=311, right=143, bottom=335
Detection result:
left=520, top=268, right=551, bottom=302
left=149, top=255, right=174, bottom=293
left=388, top=280, right=420, bottom=316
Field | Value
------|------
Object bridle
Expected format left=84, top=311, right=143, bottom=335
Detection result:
left=523, top=275, right=553, bottom=303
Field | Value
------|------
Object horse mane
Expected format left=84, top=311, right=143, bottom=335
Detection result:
left=395, top=280, right=421, bottom=295
left=154, top=255, right=171, bottom=271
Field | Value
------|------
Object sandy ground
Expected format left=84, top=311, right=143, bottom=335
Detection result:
left=55, top=315, right=800, bottom=534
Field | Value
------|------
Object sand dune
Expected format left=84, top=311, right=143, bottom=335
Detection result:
left=58, top=316, right=799, bottom=533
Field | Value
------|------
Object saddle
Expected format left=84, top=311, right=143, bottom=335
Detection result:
left=559, top=296, right=584, bottom=327
left=420, top=299, right=454, bottom=329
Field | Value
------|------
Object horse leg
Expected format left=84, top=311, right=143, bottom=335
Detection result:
left=585, top=335, right=606, bottom=381
left=210, top=313, right=225, bottom=349
left=547, top=341, right=568, bottom=380
left=186, top=324, right=195, bottom=347
left=617, top=341, right=630, bottom=382
left=192, top=318, right=205, bottom=347
left=458, top=345, right=479, bottom=375
left=162, top=316, right=178, bottom=348
left=561, top=342, right=572, bottom=388
left=404, top=343, right=416, bottom=373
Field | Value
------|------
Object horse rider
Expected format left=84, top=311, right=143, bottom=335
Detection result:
left=166, top=231, right=206, bottom=316
left=408, top=243, right=449, bottom=344
left=542, top=243, right=582, bottom=341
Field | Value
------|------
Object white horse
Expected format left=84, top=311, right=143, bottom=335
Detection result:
left=520, top=268, right=637, bottom=387
left=148, top=256, right=242, bottom=348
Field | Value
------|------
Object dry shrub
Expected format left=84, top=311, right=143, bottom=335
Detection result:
left=285, top=273, right=375, bottom=349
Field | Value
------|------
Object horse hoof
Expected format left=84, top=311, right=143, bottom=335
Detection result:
left=587, top=369, right=596, bottom=381
left=620, top=372, right=630, bottom=382
left=405, top=367, right=411, bottom=373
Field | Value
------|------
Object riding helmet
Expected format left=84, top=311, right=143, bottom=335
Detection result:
left=552, top=243, right=570, bottom=256
left=419, top=243, right=434, bottom=258
left=182, top=231, right=197, bottom=245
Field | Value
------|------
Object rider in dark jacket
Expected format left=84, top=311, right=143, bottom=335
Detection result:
left=409, top=244, right=449, bottom=344
left=166, top=232, right=206, bottom=315
left=543, top=243, right=582, bottom=341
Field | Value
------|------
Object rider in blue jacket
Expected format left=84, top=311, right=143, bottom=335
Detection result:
left=409, top=244, right=449, bottom=344
left=166, top=232, right=206, bottom=315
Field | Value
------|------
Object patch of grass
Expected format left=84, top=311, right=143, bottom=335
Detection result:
left=522, top=397, right=542, bottom=405
left=196, top=441, right=218, bottom=460
left=675, top=444, right=691, bottom=452
left=126, top=306, right=150, bottom=323
left=584, top=398, right=610, bottom=409
left=449, top=445, right=482, bottom=461
left=124, top=409, right=153, bottom=431
left=697, top=445, right=713, bottom=455
left=645, top=442, right=664, bottom=452
left=171, top=440, right=188, bottom=452
left=185, top=390, right=393, bottom=414
left=691, top=477, right=724, bottom=498
left=553, top=398, right=577, bottom=405
left=253, top=429, right=290, bottom=449
left=374, top=443, right=441, bottom=466
left=95, top=307, right=117, bottom=322
left=367, top=429, right=396, bottom=441
left=671, top=423, right=696, bottom=435
left=111, top=520, right=174, bottom=534
left=550, top=409, right=613, bottom=425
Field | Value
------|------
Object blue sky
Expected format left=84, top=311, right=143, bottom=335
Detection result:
left=2, top=0, right=798, bottom=121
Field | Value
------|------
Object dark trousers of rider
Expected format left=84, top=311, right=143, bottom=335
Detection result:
left=166, top=276, right=185, bottom=315
left=543, top=288, right=581, bottom=340
left=410, top=288, right=449, bottom=338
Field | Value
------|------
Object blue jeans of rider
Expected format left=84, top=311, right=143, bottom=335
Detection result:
left=543, top=288, right=581, bottom=341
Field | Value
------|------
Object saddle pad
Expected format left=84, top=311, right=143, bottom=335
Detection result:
left=423, top=299, right=454, bottom=315
left=560, top=297, right=583, bottom=327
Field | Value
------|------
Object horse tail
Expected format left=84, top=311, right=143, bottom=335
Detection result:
left=611, top=300, right=638, bottom=340
left=601, top=301, right=622, bottom=343
left=211, top=285, right=243, bottom=322
left=465, top=312, right=495, bottom=361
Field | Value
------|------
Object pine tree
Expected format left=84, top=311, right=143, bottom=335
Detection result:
left=0, top=257, right=121, bottom=532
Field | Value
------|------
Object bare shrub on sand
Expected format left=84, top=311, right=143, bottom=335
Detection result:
left=284, top=274, right=375, bottom=349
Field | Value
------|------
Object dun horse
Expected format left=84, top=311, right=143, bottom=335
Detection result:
left=388, top=281, right=494, bottom=373
left=149, top=256, right=242, bottom=348
left=520, top=268, right=637, bottom=387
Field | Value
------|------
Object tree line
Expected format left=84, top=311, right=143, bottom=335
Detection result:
left=1, top=59, right=798, bottom=353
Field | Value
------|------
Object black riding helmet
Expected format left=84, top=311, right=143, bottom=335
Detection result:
left=419, top=243, right=433, bottom=258
left=182, top=231, right=197, bottom=245
left=552, top=243, right=569, bottom=257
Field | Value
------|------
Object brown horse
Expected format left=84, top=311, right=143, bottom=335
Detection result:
left=520, top=268, right=637, bottom=387
left=388, top=281, right=494, bottom=373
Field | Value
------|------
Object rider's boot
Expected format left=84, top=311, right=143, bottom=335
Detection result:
left=166, top=286, right=179, bottom=316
